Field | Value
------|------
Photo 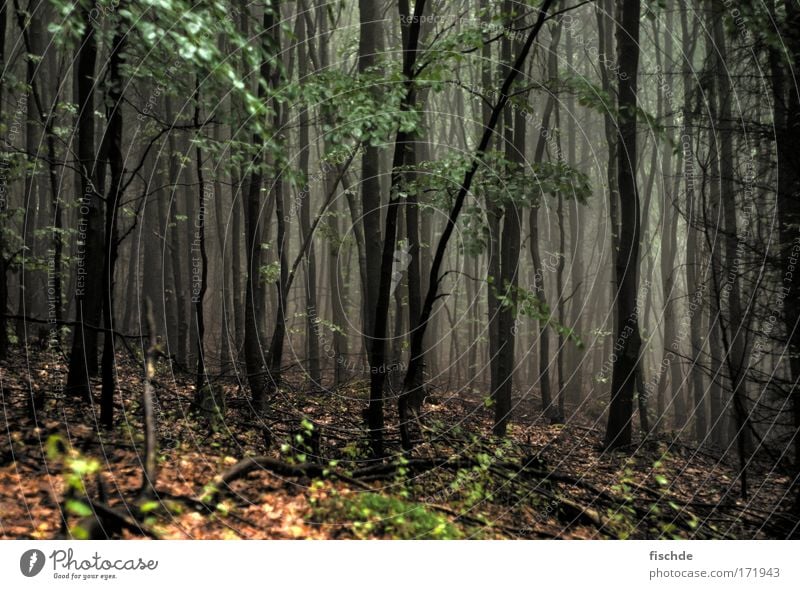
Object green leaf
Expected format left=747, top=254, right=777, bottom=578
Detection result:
left=140, top=501, right=160, bottom=513
left=65, top=499, right=93, bottom=517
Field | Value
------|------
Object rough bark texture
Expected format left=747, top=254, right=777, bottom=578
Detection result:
left=604, top=0, right=642, bottom=450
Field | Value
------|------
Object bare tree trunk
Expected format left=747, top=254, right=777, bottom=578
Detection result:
left=66, top=5, right=104, bottom=394
left=604, top=0, right=642, bottom=450
left=165, top=96, right=188, bottom=367
left=769, top=2, right=800, bottom=489
left=0, top=0, right=7, bottom=359
left=493, top=0, right=525, bottom=437
left=710, top=2, right=750, bottom=497
left=192, top=77, right=209, bottom=392
left=372, top=0, right=426, bottom=456
left=244, top=4, right=278, bottom=410
left=528, top=20, right=562, bottom=422
left=358, top=0, right=384, bottom=339
left=402, top=0, right=556, bottom=446
left=100, top=24, right=126, bottom=429
left=296, top=10, right=321, bottom=387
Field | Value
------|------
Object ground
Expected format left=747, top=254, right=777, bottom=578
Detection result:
left=0, top=347, right=797, bottom=539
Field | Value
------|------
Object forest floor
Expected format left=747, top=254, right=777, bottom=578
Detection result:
left=1, top=347, right=798, bottom=539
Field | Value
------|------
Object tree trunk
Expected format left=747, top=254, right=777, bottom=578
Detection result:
left=769, top=1, right=800, bottom=489
left=358, top=0, right=384, bottom=338
left=244, top=4, right=279, bottom=410
left=100, top=25, right=126, bottom=429
left=66, top=6, right=104, bottom=395
left=372, top=0, right=426, bottom=456
left=710, top=1, right=750, bottom=497
left=165, top=96, right=189, bottom=367
left=402, top=0, right=556, bottom=446
left=193, top=77, right=209, bottom=392
left=297, top=10, right=321, bottom=387
left=604, top=0, right=642, bottom=450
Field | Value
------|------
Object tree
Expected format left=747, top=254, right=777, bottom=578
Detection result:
left=401, top=0, right=557, bottom=447
left=604, top=0, right=642, bottom=450
left=65, top=4, right=104, bottom=398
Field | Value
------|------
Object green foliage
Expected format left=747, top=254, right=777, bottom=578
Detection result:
left=280, top=418, right=316, bottom=465
left=560, top=74, right=672, bottom=146
left=301, top=68, right=420, bottom=147
left=498, top=283, right=584, bottom=348
left=392, top=151, right=591, bottom=256
left=192, top=383, right=226, bottom=430
left=259, top=261, right=281, bottom=284
left=605, top=463, right=638, bottom=539
left=311, top=490, right=465, bottom=539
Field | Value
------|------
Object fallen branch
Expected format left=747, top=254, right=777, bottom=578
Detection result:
left=201, top=456, right=372, bottom=505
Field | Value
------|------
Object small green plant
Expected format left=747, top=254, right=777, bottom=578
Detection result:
left=311, top=490, right=466, bottom=539
left=46, top=435, right=102, bottom=539
left=606, top=463, right=638, bottom=539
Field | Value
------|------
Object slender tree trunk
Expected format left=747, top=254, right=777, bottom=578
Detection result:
left=266, top=4, right=288, bottom=393
left=15, top=0, right=41, bottom=343
left=0, top=0, right=6, bottom=360
left=66, top=6, right=104, bottom=395
left=710, top=2, right=749, bottom=497
left=244, top=4, right=278, bottom=409
left=372, top=0, right=426, bottom=456
left=402, top=0, right=556, bottom=446
left=165, top=96, right=188, bottom=367
left=358, top=0, right=384, bottom=338
left=100, top=24, right=126, bottom=429
left=493, top=0, right=524, bottom=437
left=193, top=77, right=209, bottom=392
left=297, top=11, right=321, bottom=387
left=528, top=21, right=562, bottom=421
left=604, top=0, right=642, bottom=450
left=769, top=2, right=800, bottom=489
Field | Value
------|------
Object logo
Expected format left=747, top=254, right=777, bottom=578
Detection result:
left=390, top=244, right=413, bottom=296
left=20, top=549, right=46, bottom=577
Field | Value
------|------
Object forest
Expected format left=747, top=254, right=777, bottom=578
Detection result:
left=0, top=0, right=799, bottom=540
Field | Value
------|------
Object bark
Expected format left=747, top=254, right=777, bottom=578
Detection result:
left=604, top=0, right=642, bottom=450
left=0, top=0, right=6, bottom=360
left=710, top=1, right=750, bottom=497
left=15, top=0, right=41, bottom=343
left=372, top=0, right=426, bottom=456
left=402, top=0, right=556, bottom=445
left=358, top=0, right=384, bottom=337
left=193, top=77, right=209, bottom=392
left=677, top=4, right=706, bottom=440
left=165, top=96, right=189, bottom=367
left=769, top=1, right=800, bottom=487
left=266, top=5, right=289, bottom=393
left=528, top=21, right=562, bottom=421
left=100, top=24, right=126, bottom=429
left=244, top=4, right=279, bottom=409
left=297, top=11, right=321, bottom=386
left=66, top=6, right=104, bottom=394
left=493, top=0, right=525, bottom=437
